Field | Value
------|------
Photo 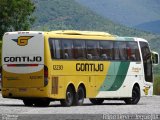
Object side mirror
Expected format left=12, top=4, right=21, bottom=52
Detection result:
left=151, top=51, right=159, bottom=65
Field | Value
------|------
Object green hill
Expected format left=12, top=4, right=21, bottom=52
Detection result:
left=32, top=0, right=149, bottom=36
left=76, top=0, right=160, bottom=34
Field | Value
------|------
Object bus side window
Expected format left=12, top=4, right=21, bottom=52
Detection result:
left=126, top=41, right=140, bottom=61
left=54, top=40, right=62, bottom=59
left=86, top=41, right=99, bottom=60
left=73, top=40, right=86, bottom=59
left=99, top=41, right=113, bottom=60
left=61, top=40, right=73, bottom=59
left=114, top=41, right=127, bottom=60
left=49, top=39, right=55, bottom=59
left=49, top=39, right=62, bottom=59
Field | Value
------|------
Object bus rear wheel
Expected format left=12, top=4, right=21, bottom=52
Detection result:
left=76, top=86, right=85, bottom=106
left=124, top=86, right=140, bottom=104
left=60, top=87, right=74, bottom=107
left=89, top=98, right=104, bottom=105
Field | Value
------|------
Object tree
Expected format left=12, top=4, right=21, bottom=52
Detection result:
left=0, top=0, right=35, bottom=39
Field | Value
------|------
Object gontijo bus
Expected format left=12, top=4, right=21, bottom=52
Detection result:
left=1, top=30, right=159, bottom=107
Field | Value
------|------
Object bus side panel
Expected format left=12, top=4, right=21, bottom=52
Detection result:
left=96, top=62, right=143, bottom=98
left=49, top=76, right=91, bottom=99
left=48, top=61, right=111, bottom=99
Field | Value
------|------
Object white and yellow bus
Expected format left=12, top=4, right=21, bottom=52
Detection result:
left=1, top=30, right=159, bottom=107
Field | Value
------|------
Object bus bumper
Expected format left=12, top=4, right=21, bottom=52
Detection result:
left=2, top=87, right=49, bottom=99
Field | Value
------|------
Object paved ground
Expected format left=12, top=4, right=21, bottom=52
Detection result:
left=0, top=93, right=160, bottom=120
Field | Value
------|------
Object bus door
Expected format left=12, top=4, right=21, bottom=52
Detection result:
left=140, top=42, right=153, bottom=83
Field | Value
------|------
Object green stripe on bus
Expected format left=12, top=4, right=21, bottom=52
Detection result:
left=108, top=62, right=130, bottom=91
left=100, top=62, right=120, bottom=91
left=100, top=62, right=130, bottom=91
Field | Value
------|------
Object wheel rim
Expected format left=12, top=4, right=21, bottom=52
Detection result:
left=66, top=91, right=72, bottom=104
left=78, top=89, right=84, bottom=103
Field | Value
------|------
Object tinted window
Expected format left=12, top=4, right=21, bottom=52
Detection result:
left=54, top=40, right=62, bottom=59
left=126, top=41, right=140, bottom=61
left=49, top=39, right=62, bottom=59
left=140, top=42, right=152, bottom=82
left=140, top=42, right=151, bottom=60
left=61, top=40, right=73, bottom=59
left=99, top=41, right=113, bottom=60
left=86, top=41, right=99, bottom=59
left=49, top=39, right=54, bottom=59
left=114, top=41, right=127, bottom=60
left=49, top=39, right=142, bottom=61
left=74, top=40, right=86, bottom=59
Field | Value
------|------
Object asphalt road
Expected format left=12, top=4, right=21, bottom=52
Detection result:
left=0, top=93, right=160, bottom=120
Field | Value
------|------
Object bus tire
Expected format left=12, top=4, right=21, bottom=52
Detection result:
left=124, top=86, right=140, bottom=104
left=34, top=100, right=50, bottom=107
left=60, top=87, right=74, bottom=107
left=76, top=86, right=85, bottom=106
left=89, top=98, right=104, bottom=105
left=23, top=100, right=33, bottom=106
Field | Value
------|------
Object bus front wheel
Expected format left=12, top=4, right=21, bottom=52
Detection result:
left=89, top=98, right=104, bottom=105
left=124, top=86, right=140, bottom=104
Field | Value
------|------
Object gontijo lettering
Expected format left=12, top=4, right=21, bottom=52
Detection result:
left=4, top=56, right=42, bottom=62
left=76, top=63, right=104, bottom=72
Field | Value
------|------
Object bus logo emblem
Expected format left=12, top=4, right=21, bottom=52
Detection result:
left=12, top=36, right=33, bottom=46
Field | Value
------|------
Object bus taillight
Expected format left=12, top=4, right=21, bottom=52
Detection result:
left=44, top=65, right=48, bottom=87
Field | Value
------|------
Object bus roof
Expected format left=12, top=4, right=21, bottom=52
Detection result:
left=46, top=30, right=148, bottom=42
left=49, top=30, right=113, bottom=36
left=3, top=30, right=148, bottom=43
